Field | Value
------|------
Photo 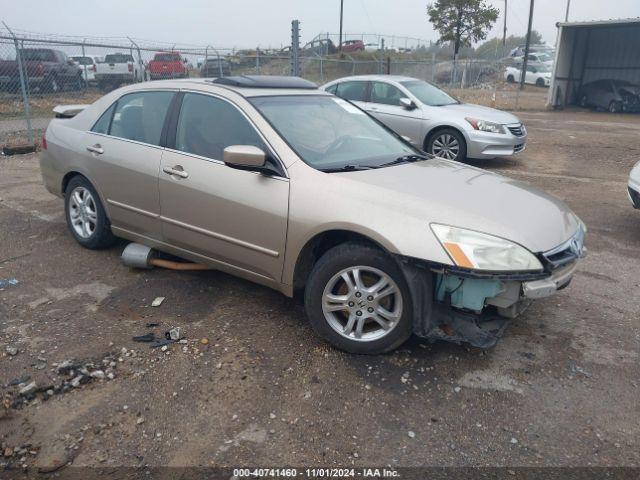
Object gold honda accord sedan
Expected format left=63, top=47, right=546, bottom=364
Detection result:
left=40, top=75, right=585, bottom=354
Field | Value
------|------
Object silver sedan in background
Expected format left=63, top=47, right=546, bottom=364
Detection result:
left=323, top=75, right=527, bottom=162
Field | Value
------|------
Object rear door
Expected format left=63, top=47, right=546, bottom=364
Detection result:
left=367, top=81, right=424, bottom=146
left=85, top=90, right=175, bottom=239
left=158, top=91, right=289, bottom=282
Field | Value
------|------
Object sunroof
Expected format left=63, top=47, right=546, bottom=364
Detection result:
left=211, top=75, right=318, bottom=89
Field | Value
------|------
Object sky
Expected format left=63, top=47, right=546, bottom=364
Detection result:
left=1, top=0, right=639, bottom=49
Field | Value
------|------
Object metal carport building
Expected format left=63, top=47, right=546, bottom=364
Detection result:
left=548, top=18, right=640, bottom=108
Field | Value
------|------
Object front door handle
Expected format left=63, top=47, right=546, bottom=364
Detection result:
left=86, top=144, right=104, bottom=154
left=162, top=165, right=189, bottom=179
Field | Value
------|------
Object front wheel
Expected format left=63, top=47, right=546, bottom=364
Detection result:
left=64, top=176, right=116, bottom=249
left=304, top=243, right=413, bottom=354
left=609, top=100, right=622, bottom=113
left=506, top=74, right=515, bottom=83
left=579, top=94, right=589, bottom=108
left=535, top=77, right=545, bottom=87
left=427, top=128, right=467, bottom=161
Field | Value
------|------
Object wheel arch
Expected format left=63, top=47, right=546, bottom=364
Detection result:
left=291, top=229, right=394, bottom=300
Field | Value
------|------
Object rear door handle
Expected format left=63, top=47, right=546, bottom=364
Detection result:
left=162, top=166, right=189, bottom=178
left=86, top=144, right=104, bottom=154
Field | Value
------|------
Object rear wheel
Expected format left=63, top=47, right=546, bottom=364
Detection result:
left=44, top=75, right=59, bottom=93
left=427, top=128, right=467, bottom=161
left=535, top=77, right=545, bottom=87
left=579, top=94, right=589, bottom=108
left=64, top=176, right=116, bottom=249
left=304, top=243, right=413, bottom=354
left=609, top=100, right=622, bottom=113
left=506, top=74, right=515, bottom=83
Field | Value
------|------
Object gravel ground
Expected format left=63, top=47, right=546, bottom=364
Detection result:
left=0, top=108, right=639, bottom=473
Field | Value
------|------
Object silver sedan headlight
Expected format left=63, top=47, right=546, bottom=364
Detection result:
left=465, top=117, right=506, bottom=134
left=431, top=224, right=543, bottom=272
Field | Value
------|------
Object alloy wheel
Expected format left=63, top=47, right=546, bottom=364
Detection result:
left=68, top=186, right=98, bottom=239
left=431, top=133, right=460, bottom=160
left=321, top=266, right=403, bottom=342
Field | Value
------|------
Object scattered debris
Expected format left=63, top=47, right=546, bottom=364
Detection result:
left=454, top=386, right=461, bottom=393
left=151, top=296, right=165, bottom=307
left=7, top=375, right=31, bottom=387
left=408, top=431, right=416, bottom=438
left=149, top=338, right=175, bottom=348
left=5, top=345, right=18, bottom=356
left=510, top=437, right=518, bottom=444
left=569, top=363, right=591, bottom=378
left=200, top=338, right=209, bottom=345
left=19, top=382, right=38, bottom=396
left=132, top=333, right=156, bottom=343
left=145, top=322, right=160, bottom=328
left=0, top=278, right=19, bottom=289
left=165, top=327, right=182, bottom=341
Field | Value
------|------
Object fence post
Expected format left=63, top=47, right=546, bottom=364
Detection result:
left=431, top=53, right=436, bottom=82
left=3, top=22, right=33, bottom=145
left=255, top=47, right=260, bottom=74
left=386, top=56, right=391, bottom=75
left=81, top=40, right=88, bottom=89
left=290, top=19, right=300, bottom=76
left=127, top=37, right=144, bottom=82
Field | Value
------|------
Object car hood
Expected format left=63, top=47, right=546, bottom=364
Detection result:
left=335, top=159, right=579, bottom=253
left=440, top=103, right=520, bottom=125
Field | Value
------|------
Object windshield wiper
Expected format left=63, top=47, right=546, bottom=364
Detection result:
left=377, top=154, right=430, bottom=168
left=319, top=164, right=377, bottom=173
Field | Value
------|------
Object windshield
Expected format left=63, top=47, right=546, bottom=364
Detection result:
left=250, top=95, right=418, bottom=171
left=71, top=56, right=93, bottom=65
left=400, top=80, right=458, bottom=106
left=154, top=53, right=180, bottom=62
left=535, top=65, right=551, bottom=73
left=105, top=54, right=133, bottom=63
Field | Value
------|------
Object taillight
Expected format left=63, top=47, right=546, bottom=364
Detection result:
left=41, top=132, right=47, bottom=150
left=36, top=62, right=45, bottom=76
left=91, top=64, right=96, bottom=72
left=128, top=63, right=133, bottom=72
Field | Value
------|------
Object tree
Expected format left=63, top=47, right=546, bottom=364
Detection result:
left=427, top=0, right=500, bottom=60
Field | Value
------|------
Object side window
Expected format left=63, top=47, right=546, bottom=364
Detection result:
left=335, top=81, right=368, bottom=102
left=325, top=84, right=338, bottom=95
left=110, top=91, right=174, bottom=145
left=370, top=82, right=404, bottom=106
left=91, top=103, right=116, bottom=134
left=175, top=93, right=266, bottom=161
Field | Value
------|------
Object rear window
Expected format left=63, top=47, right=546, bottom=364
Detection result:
left=154, top=53, right=180, bottom=62
left=20, top=49, right=55, bottom=62
left=109, top=91, right=175, bottom=145
left=105, top=53, right=134, bottom=63
left=71, top=56, right=93, bottom=65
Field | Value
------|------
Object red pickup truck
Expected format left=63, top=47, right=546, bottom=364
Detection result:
left=148, top=52, right=189, bottom=80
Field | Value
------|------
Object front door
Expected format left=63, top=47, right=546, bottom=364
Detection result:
left=85, top=90, right=175, bottom=239
left=366, top=81, right=424, bottom=148
left=159, top=92, right=289, bottom=282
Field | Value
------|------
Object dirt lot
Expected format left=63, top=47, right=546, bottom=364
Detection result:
left=0, top=108, right=639, bottom=474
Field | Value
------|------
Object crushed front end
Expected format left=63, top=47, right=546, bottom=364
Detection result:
left=400, top=226, right=586, bottom=349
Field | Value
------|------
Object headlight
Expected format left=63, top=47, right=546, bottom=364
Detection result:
left=465, top=117, right=505, bottom=134
left=431, top=224, right=543, bottom=271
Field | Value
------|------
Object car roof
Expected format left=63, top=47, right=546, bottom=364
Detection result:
left=324, top=74, right=420, bottom=84
left=115, top=76, right=330, bottom=98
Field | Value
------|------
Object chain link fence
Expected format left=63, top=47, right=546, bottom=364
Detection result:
left=0, top=26, right=548, bottom=148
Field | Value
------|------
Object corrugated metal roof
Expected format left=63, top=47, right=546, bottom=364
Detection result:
left=557, top=17, right=640, bottom=28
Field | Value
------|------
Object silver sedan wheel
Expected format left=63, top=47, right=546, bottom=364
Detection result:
left=68, top=186, right=97, bottom=239
left=322, top=266, right=403, bottom=342
left=431, top=133, right=460, bottom=160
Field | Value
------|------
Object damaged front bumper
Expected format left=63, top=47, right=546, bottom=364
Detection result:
left=400, top=237, right=584, bottom=349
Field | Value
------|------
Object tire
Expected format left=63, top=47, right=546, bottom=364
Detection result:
left=64, top=176, right=116, bottom=249
left=609, top=100, right=622, bottom=113
left=579, top=94, right=589, bottom=108
left=535, top=77, right=545, bottom=87
left=427, top=128, right=467, bottom=161
left=44, top=75, right=59, bottom=93
left=506, top=74, right=515, bottom=83
left=304, top=243, right=413, bottom=354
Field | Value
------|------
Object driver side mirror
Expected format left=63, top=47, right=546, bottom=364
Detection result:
left=400, top=97, right=417, bottom=110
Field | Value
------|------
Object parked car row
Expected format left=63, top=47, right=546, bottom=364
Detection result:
left=504, top=64, right=551, bottom=87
